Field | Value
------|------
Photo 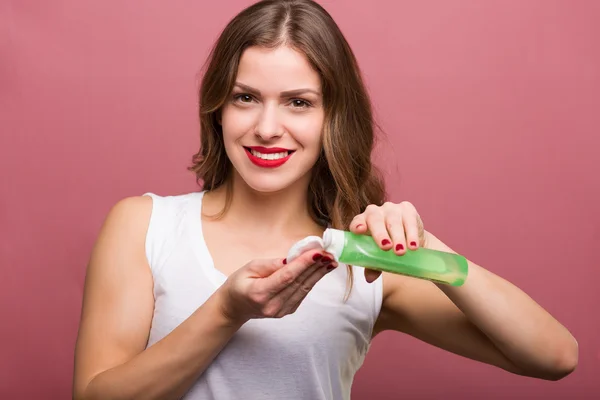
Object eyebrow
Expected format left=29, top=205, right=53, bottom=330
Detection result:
left=234, top=82, right=321, bottom=97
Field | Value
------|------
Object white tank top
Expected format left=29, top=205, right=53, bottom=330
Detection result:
left=143, top=191, right=383, bottom=400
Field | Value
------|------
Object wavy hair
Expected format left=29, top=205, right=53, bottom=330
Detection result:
left=189, top=0, right=387, bottom=297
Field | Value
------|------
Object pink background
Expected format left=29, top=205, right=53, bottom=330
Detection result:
left=1, top=0, right=599, bottom=398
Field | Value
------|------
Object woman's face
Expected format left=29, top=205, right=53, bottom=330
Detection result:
left=220, top=45, right=325, bottom=194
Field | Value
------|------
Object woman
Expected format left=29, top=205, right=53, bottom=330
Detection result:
left=72, top=0, right=578, bottom=399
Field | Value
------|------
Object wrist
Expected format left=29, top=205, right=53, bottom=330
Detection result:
left=212, top=286, right=250, bottom=328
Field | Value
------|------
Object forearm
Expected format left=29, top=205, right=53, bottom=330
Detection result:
left=428, top=233, right=578, bottom=379
left=80, top=290, right=245, bottom=400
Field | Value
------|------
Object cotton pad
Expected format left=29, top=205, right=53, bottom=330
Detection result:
left=285, top=235, right=324, bottom=263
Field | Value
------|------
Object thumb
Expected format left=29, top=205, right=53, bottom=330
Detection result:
left=364, top=268, right=382, bottom=283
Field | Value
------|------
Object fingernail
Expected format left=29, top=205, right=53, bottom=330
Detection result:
left=356, top=224, right=364, bottom=229
left=321, top=256, right=332, bottom=263
left=410, top=241, right=417, bottom=247
left=283, top=258, right=287, bottom=265
left=382, top=239, right=391, bottom=246
left=327, top=265, right=336, bottom=271
left=313, top=254, right=323, bottom=261
left=395, top=244, right=404, bottom=251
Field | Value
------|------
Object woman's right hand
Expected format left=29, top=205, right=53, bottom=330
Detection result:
left=216, top=249, right=337, bottom=324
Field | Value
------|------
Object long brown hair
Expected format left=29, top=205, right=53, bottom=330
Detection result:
left=190, top=0, right=387, bottom=295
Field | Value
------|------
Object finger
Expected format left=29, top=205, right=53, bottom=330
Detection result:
left=417, top=214, right=426, bottom=247
left=263, top=250, right=325, bottom=295
left=281, top=259, right=338, bottom=316
left=294, top=254, right=324, bottom=283
left=285, top=263, right=336, bottom=315
left=364, top=268, right=382, bottom=283
left=402, top=207, right=421, bottom=250
left=349, top=214, right=368, bottom=234
left=275, top=256, right=325, bottom=303
left=382, top=207, right=408, bottom=255
left=276, top=251, right=335, bottom=304
left=364, top=206, right=393, bottom=250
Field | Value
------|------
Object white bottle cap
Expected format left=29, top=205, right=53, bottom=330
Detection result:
left=322, top=228, right=345, bottom=261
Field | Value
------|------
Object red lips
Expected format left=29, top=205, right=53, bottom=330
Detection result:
left=244, top=146, right=294, bottom=168
left=247, top=146, right=291, bottom=154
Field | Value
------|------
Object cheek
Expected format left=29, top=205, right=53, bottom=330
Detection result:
left=221, top=106, right=256, bottom=143
left=290, top=114, right=324, bottom=148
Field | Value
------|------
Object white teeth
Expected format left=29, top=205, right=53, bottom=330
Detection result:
left=250, top=149, right=289, bottom=160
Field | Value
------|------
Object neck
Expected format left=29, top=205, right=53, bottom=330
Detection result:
left=203, top=172, right=323, bottom=238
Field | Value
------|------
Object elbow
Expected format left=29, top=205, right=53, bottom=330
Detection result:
left=534, top=336, right=579, bottom=381
left=547, top=337, right=579, bottom=381
left=514, top=335, right=579, bottom=381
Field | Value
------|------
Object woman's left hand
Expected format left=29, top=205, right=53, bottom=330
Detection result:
left=349, top=201, right=427, bottom=283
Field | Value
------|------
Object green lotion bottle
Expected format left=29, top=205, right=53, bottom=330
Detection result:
left=322, top=228, right=469, bottom=286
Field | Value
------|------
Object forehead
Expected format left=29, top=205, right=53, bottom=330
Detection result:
left=235, top=45, right=321, bottom=92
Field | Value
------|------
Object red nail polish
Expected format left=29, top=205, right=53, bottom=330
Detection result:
left=395, top=244, right=404, bottom=251
left=283, top=258, right=287, bottom=265
left=321, top=256, right=332, bottom=263
left=313, top=254, right=323, bottom=261
left=410, top=241, right=417, bottom=247
left=327, top=265, right=336, bottom=271
left=382, top=239, right=391, bottom=246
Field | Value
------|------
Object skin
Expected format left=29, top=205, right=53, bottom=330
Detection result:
left=72, top=45, right=578, bottom=400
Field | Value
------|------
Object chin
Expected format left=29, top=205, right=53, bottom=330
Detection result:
left=232, top=164, right=312, bottom=195
left=238, top=174, right=302, bottom=194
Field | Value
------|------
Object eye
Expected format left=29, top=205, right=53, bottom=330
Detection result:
left=234, top=93, right=255, bottom=103
left=290, top=99, right=311, bottom=109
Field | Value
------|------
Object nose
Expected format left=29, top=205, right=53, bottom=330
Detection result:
left=255, top=103, right=283, bottom=140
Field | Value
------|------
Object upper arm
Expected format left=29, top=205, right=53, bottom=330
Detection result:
left=374, top=273, right=523, bottom=375
left=73, top=196, right=155, bottom=397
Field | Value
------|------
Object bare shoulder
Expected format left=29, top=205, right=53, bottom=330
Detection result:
left=86, top=195, right=154, bottom=274
left=100, top=195, right=153, bottom=234
left=87, top=195, right=154, bottom=278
